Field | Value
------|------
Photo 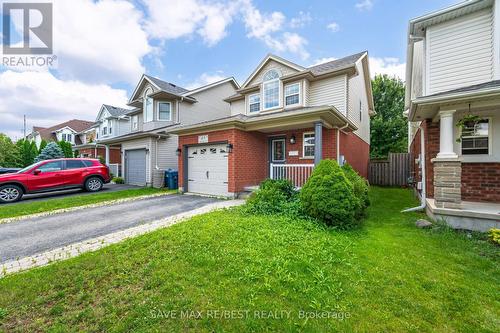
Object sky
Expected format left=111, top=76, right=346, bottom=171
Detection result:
left=0, top=0, right=457, bottom=139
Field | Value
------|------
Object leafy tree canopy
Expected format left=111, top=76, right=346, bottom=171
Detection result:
left=0, top=134, right=21, bottom=167
left=370, top=74, right=408, bottom=159
left=16, top=139, right=38, bottom=167
left=57, top=140, right=74, bottom=158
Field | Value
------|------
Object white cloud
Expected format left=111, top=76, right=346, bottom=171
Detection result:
left=327, top=22, right=340, bottom=33
left=186, top=71, right=227, bottom=90
left=355, top=0, right=374, bottom=11
left=369, top=57, right=406, bottom=80
left=52, top=0, right=151, bottom=84
left=311, top=57, right=337, bottom=66
left=0, top=71, right=128, bottom=139
left=290, top=11, right=312, bottom=28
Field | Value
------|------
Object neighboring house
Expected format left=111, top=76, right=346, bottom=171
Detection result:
left=97, top=74, right=239, bottom=187
left=73, top=104, right=130, bottom=170
left=406, top=0, right=500, bottom=231
left=26, top=119, right=95, bottom=149
left=171, top=52, right=374, bottom=198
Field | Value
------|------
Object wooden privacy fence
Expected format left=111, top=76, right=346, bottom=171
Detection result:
left=369, top=153, right=411, bottom=186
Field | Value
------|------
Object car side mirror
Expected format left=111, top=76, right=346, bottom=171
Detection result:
left=34, top=169, right=41, bottom=175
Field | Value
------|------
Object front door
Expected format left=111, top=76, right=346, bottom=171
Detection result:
left=269, top=138, right=286, bottom=164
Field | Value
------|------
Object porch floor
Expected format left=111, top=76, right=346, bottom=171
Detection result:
left=426, top=198, right=500, bottom=232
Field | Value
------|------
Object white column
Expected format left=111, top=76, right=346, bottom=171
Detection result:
left=314, top=121, right=323, bottom=166
left=436, top=110, right=458, bottom=159
left=105, top=145, right=110, bottom=165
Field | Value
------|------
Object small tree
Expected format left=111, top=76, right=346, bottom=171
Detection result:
left=16, top=139, right=38, bottom=167
left=38, top=139, right=48, bottom=153
left=57, top=140, right=74, bottom=158
left=0, top=133, right=20, bottom=167
left=35, top=142, right=64, bottom=162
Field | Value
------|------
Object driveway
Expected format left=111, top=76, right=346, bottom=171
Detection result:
left=4, top=184, right=141, bottom=205
left=0, top=194, right=219, bottom=263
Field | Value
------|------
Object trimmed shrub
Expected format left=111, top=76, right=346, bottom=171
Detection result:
left=245, top=179, right=298, bottom=216
left=342, top=163, right=370, bottom=216
left=488, top=228, right=500, bottom=246
left=113, top=177, right=125, bottom=184
left=300, top=159, right=358, bottom=229
left=57, top=141, right=74, bottom=158
left=35, top=142, right=64, bottom=162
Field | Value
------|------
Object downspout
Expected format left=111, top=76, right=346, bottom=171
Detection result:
left=336, top=123, right=349, bottom=162
left=402, top=124, right=426, bottom=212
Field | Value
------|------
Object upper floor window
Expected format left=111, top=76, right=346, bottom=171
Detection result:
left=158, top=102, right=172, bottom=121
left=61, top=133, right=72, bottom=142
left=248, top=93, right=260, bottom=113
left=461, top=118, right=490, bottom=155
left=285, top=83, right=300, bottom=106
left=131, top=115, right=138, bottom=130
left=263, top=69, right=280, bottom=110
left=144, top=88, right=153, bottom=122
left=102, top=127, right=107, bottom=135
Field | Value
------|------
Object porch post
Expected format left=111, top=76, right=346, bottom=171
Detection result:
left=314, top=121, right=323, bottom=166
left=105, top=145, right=110, bottom=165
left=436, top=110, right=457, bottom=159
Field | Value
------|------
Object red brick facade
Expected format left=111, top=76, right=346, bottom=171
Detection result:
left=178, top=127, right=369, bottom=194
left=77, top=147, right=121, bottom=164
left=409, top=119, right=500, bottom=203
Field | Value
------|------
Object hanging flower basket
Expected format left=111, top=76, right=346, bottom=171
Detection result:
left=456, top=114, right=481, bottom=142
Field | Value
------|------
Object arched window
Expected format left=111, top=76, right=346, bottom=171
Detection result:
left=262, top=69, right=280, bottom=110
left=143, top=87, right=153, bottom=122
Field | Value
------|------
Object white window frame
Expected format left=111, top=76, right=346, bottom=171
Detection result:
left=284, top=82, right=301, bottom=107
left=460, top=117, right=492, bottom=156
left=102, top=127, right=107, bottom=136
left=144, top=88, right=153, bottom=123
left=157, top=101, right=172, bottom=121
left=131, top=115, right=138, bottom=130
left=248, top=93, right=260, bottom=113
left=262, top=69, right=281, bottom=111
left=302, top=132, right=315, bottom=159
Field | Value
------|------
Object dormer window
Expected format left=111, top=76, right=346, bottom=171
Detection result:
left=144, top=88, right=153, bottom=122
left=263, top=69, right=280, bottom=110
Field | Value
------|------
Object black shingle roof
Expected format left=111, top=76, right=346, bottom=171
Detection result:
left=145, top=74, right=189, bottom=95
left=103, top=104, right=132, bottom=117
left=308, top=51, right=366, bottom=75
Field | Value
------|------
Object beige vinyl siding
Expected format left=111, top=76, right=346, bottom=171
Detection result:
left=121, top=137, right=153, bottom=186
left=179, top=81, right=235, bottom=125
left=247, top=60, right=300, bottom=87
left=411, top=40, right=424, bottom=99
left=426, top=8, right=494, bottom=95
left=151, top=135, right=178, bottom=188
left=309, top=74, right=347, bottom=115
left=303, top=79, right=310, bottom=107
left=347, top=60, right=370, bottom=144
left=230, top=99, right=245, bottom=116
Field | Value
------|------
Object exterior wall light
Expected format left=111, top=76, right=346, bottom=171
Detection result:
left=290, top=135, right=296, bottom=144
left=175, top=148, right=181, bottom=156
left=226, top=143, right=233, bottom=153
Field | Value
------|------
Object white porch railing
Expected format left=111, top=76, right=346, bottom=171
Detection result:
left=270, top=163, right=314, bottom=188
left=108, top=163, right=121, bottom=177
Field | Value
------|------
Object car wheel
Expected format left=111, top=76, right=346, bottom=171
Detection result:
left=85, top=177, right=103, bottom=192
left=0, top=184, right=23, bottom=203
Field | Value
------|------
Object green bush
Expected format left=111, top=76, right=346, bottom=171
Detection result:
left=35, top=142, right=64, bottom=162
left=300, top=159, right=358, bottom=229
left=342, top=163, right=370, bottom=216
left=488, top=228, right=500, bottom=246
left=113, top=177, right=124, bottom=184
left=245, top=179, right=298, bottom=216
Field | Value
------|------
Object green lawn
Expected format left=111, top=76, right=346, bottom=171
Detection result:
left=0, top=187, right=173, bottom=220
left=0, top=187, right=498, bottom=332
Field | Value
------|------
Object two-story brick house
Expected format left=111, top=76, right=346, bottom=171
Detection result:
left=406, top=0, right=500, bottom=231
left=172, top=52, right=374, bottom=197
left=96, top=75, right=239, bottom=187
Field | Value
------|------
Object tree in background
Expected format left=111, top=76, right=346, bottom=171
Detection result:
left=35, top=142, right=64, bottom=162
left=16, top=139, right=38, bottom=167
left=39, top=139, right=48, bottom=153
left=57, top=141, right=74, bottom=158
left=0, top=134, right=21, bottom=167
left=370, top=74, right=407, bottom=159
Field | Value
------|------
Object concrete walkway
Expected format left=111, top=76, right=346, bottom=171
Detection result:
left=0, top=194, right=220, bottom=263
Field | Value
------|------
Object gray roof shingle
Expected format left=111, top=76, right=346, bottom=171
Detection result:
left=426, top=80, right=500, bottom=98
left=103, top=104, right=132, bottom=117
left=307, top=51, right=366, bottom=75
left=145, top=74, right=189, bottom=95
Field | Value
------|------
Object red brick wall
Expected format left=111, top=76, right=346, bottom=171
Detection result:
left=410, top=126, right=422, bottom=193
left=77, top=147, right=121, bottom=164
left=462, top=163, right=500, bottom=203
left=339, top=132, right=369, bottom=178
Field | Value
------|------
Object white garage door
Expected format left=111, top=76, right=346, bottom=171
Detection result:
left=125, top=149, right=147, bottom=186
left=187, top=144, right=228, bottom=196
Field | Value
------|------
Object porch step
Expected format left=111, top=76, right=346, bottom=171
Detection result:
left=237, top=186, right=259, bottom=199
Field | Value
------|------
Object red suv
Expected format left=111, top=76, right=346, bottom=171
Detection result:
left=0, top=158, right=111, bottom=203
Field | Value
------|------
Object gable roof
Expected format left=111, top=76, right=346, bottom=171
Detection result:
left=182, top=77, right=240, bottom=96
left=307, top=51, right=367, bottom=76
left=128, top=74, right=190, bottom=103
left=31, top=119, right=95, bottom=141
left=241, top=54, right=305, bottom=88
left=102, top=104, right=131, bottom=117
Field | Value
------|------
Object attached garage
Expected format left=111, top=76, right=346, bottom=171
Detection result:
left=186, top=143, right=229, bottom=196
left=125, top=149, right=147, bottom=186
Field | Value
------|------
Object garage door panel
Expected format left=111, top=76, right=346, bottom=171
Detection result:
left=125, top=149, right=147, bottom=186
left=187, top=144, right=228, bottom=196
